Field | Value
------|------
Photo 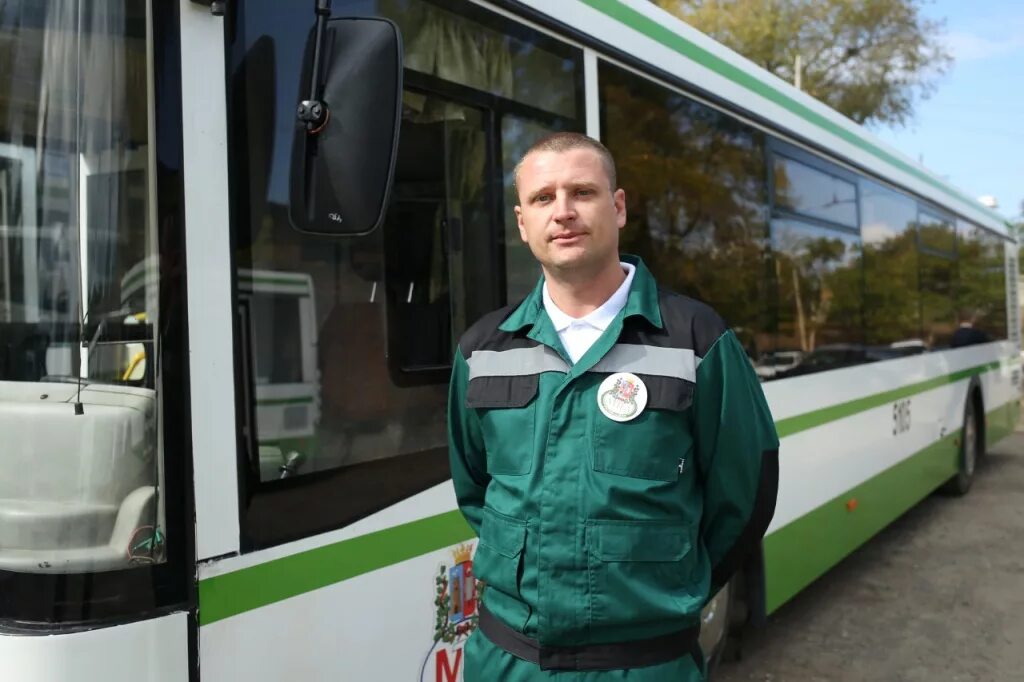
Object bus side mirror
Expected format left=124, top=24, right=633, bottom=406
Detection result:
left=289, top=16, right=402, bottom=236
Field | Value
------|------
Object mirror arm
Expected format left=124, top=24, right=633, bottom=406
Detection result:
left=297, top=0, right=333, bottom=133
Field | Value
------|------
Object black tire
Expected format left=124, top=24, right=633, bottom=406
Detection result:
left=942, top=396, right=980, bottom=496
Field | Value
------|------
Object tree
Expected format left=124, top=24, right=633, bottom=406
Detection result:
left=652, top=0, right=952, bottom=127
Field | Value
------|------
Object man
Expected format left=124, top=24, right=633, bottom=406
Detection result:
left=950, top=309, right=991, bottom=348
left=447, top=132, right=779, bottom=680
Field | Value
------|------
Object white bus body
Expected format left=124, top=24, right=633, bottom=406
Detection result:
left=0, top=1, right=1018, bottom=680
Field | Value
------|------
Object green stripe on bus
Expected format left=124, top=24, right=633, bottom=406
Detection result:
left=764, top=400, right=1019, bottom=613
left=198, top=361, right=1010, bottom=624
left=775, top=361, right=1001, bottom=438
left=198, top=510, right=473, bottom=626
left=579, top=0, right=1005, bottom=226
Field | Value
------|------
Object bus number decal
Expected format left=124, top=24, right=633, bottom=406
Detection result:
left=892, top=399, right=911, bottom=436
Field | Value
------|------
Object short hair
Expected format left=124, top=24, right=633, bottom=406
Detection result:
left=513, top=132, right=618, bottom=197
left=958, top=308, right=980, bottom=323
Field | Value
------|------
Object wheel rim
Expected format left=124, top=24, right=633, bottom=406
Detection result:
left=963, top=407, right=977, bottom=477
left=698, top=582, right=730, bottom=660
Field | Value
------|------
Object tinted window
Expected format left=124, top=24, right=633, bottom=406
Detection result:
left=774, top=156, right=858, bottom=228
left=982, top=230, right=1008, bottom=340
left=1009, top=246, right=1020, bottom=343
left=916, top=208, right=957, bottom=348
left=599, top=60, right=771, bottom=360
left=251, top=293, right=305, bottom=384
left=861, top=181, right=920, bottom=347
left=918, top=210, right=955, bottom=254
left=957, top=223, right=1007, bottom=341
left=229, top=0, right=582, bottom=547
left=771, top=220, right=864, bottom=377
left=919, top=252, right=956, bottom=349
left=396, top=0, right=577, bottom=118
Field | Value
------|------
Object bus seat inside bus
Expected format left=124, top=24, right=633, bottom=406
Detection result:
left=0, top=381, right=158, bottom=573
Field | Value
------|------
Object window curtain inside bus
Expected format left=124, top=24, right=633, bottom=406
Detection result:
left=400, top=2, right=513, bottom=112
left=24, top=3, right=149, bottom=329
left=20, top=2, right=82, bottom=328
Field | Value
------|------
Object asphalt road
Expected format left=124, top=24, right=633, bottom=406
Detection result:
left=715, top=423, right=1024, bottom=682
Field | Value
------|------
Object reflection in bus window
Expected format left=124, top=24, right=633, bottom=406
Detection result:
left=772, top=220, right=864, bottom=376
left=980, top=231, right=1008, bottom=340
left=252, top=295, right=304, bottom=384
left=918, top=210, right=955, bottom=255
left=919, top=252, right=956, bottom=348
left=861, top=181, right=921, bottom=347
left=774, top=156, right=858, bottom=228
left=958, top=221, right=1008, bottom=341
left=599, top=60, right=771, bottom=361
left=229, top=0, right=583, bottom=546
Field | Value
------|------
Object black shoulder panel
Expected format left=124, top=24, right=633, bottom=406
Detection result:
left=620, top=289, right=728, bottom=357
left=458, top=301, right=536, bottom=355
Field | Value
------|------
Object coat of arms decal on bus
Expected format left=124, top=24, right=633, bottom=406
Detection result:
left=420, top=543, right=478, bottom=682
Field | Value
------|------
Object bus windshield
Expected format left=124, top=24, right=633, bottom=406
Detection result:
left=0, top=2, right=166, bottom=575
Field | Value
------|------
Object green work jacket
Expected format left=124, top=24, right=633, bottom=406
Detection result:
left=448, top=255, right=779, bottom=649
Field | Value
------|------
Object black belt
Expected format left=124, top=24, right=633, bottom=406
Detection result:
left=477, top=604, right=703, bottom=672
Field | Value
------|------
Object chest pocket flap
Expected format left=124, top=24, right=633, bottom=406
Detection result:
left=466, top=374, right=538, bottom=409
left=467, top=375, right=538, bottom=475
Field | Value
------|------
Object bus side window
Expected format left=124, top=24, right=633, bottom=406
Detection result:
left=861, top=181, right=921, bottom=348
left=599, top=60, right=772, bottom=368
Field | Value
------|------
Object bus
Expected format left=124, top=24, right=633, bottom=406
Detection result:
left=0, top=0, right=1018, bottom=680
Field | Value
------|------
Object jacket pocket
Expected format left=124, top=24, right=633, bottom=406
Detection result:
left=587, top=520, right=700, bottom=634
left=467, top=375, right=538, bottom=476
left=473, top=508, right=530, bottom=630
left=591, top=376, right=693, bottom=481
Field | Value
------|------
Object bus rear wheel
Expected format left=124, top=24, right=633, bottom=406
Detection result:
left=942, top=397, right=980, bottom=496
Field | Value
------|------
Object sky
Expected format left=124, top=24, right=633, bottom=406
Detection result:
left=872, top=0, right=1024, bottom=221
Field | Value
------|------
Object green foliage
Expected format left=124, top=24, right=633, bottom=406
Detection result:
left=653, top=0, right=952, bottom=126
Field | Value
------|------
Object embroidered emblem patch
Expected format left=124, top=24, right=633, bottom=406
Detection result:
left=597, top=372, right=648, bottom=422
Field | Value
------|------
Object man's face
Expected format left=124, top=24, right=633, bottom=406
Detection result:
left=514, top=148, right=626, bottom=276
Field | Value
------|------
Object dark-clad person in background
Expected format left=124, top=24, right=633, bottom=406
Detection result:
left=447, top=132, right=779, bottom=681
left=951, top=309, right=992, bottom=348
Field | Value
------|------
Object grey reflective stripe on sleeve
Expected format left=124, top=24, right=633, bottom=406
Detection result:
left=467, top=346, right=570, bottom=380
left=588, top=344, right=701, bottom=382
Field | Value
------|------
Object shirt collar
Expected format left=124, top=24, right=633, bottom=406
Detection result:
left=542, top=262, right=636, bottom=332
left=499, top=254, right=663, bottom=333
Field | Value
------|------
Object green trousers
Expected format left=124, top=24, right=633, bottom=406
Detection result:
left=463, top=628, right=706, bottom=681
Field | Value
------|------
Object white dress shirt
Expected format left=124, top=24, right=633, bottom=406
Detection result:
left=542, top=262, right=636, bottom=364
